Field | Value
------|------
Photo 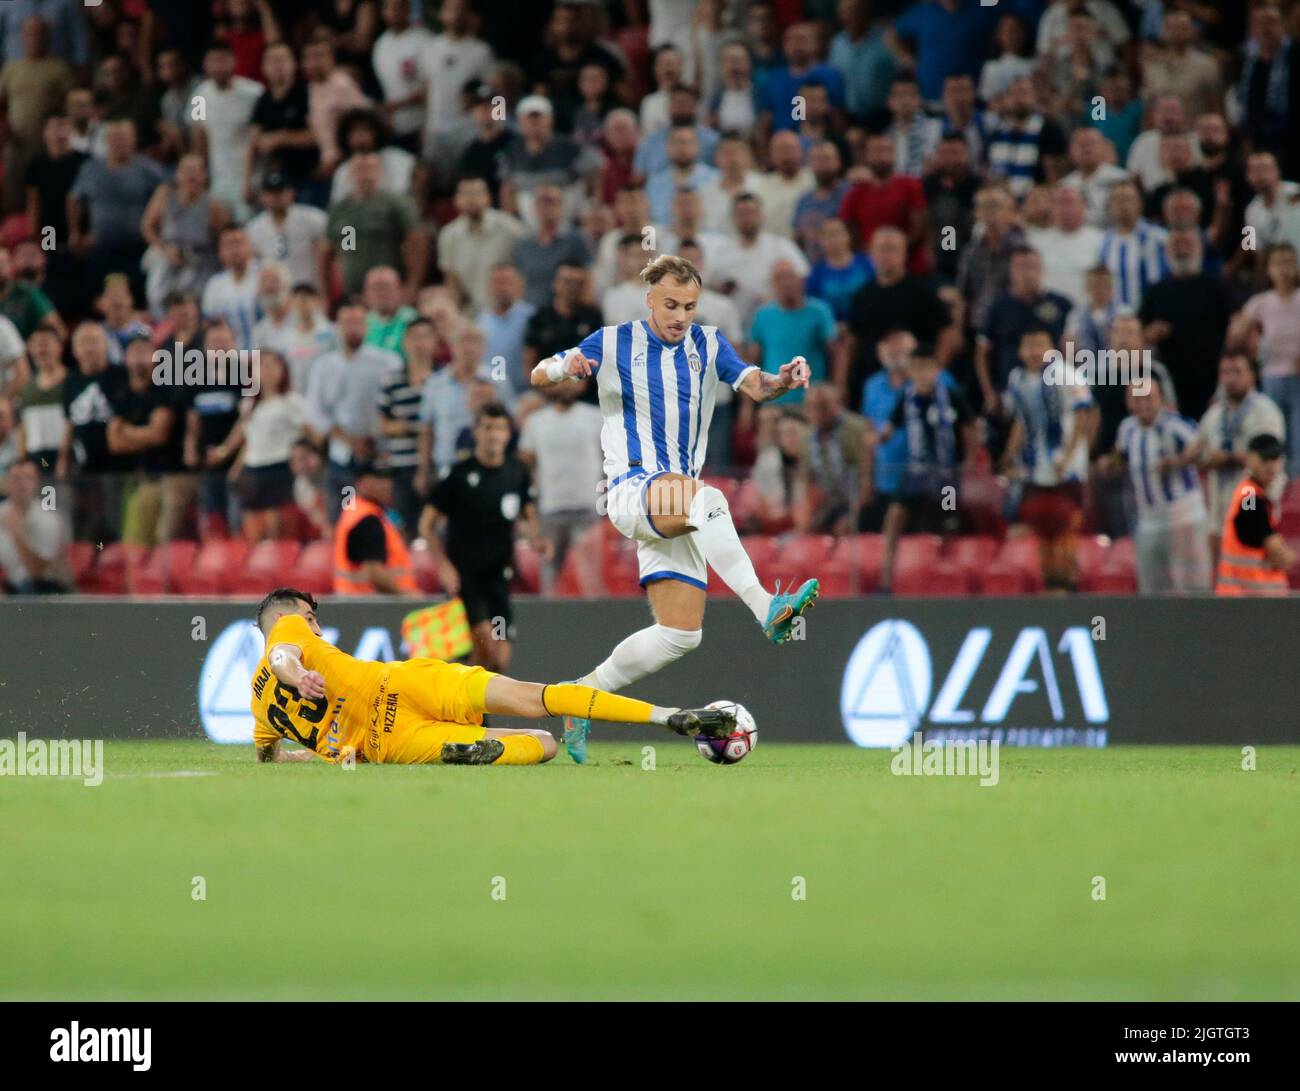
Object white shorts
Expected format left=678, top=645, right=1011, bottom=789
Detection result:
left=605, top=471, right=708, bottom=591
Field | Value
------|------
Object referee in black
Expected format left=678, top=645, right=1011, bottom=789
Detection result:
left=418, top=403, right=552, bottom=672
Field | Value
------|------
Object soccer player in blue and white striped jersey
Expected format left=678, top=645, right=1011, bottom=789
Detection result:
left=1109, top=381, right=1212, bottom=593
left=530, top=253, right=821, bottom=762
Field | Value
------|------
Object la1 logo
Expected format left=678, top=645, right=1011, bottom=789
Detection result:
left=840, top=620, right=1109, bottom=747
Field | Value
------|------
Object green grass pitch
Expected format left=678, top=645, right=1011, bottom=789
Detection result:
left=4, top=740, right=1299, bottom=1000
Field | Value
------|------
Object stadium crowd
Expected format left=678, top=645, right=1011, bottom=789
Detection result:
left=1, top=0, right=1300, bottom=598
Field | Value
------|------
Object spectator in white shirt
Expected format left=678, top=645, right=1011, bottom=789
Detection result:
left=201, top=226, right=262, bottom=350
left=1031, top=182, right=1106, bottom=309
left=517, top=378, right=604, bottom=592
left=1197, top=349, right=1287, bottom=566
left=1036, top=0, right=1130, bottom=60
left=245, top=173, right=327, bottom=292
left=697, top=133, right=764, bottom=236
left=640, top=45, right=686, bottom=136
left=1062, top=126, right=1129, bottom=227
left=417, top=0, right=495, bottom=163
left=329, top=108, right=420, bottom=205
left=1243, top=151, right=1300, bottom=259
left=709, top=191, right=810, bottom=330
left=0, top=456, right=71, bottom=593
left=980, top=12, right=1037, bottom=104
left=371, top=0, right=434, bottom=153
left=191, top=41, right=263, bottom=222
left=257, top=283, right=337, bottom=394
left=1232, top=243, right=1300, bottom=474
left=227, top=350, right=319, bottom=541
left=602, top=235, right=651, bottom=325
left=437, top=175, right=528, bottom=312
left=1126, top=94, right=1201, bottom=193
left=753, top=130, right=815, bottom=239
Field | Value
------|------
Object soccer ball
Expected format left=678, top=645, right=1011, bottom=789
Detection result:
left=694, top=701, right=757, bottom=765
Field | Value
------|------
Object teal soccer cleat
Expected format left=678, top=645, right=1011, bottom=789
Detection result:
left=762, top=577, right=820, bottom=644
left=562, top=714, right=591, bottom=764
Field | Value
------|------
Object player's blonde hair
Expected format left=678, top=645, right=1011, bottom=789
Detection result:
left=640, top=253, right=703, bottom=289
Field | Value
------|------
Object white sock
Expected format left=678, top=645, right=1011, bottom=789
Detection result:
left=578, top=624, right=702, bottom=693
left=687, top=485, right=772, bottom=623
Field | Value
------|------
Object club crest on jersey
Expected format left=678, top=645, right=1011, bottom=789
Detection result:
left=468, top=471, right=480, bottom=487
left=688, top=352, right=702, bottom=372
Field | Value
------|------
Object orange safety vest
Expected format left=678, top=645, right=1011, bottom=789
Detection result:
left=1215, top=477, right=1289, bottom=596
left=333, top=497, right=418, bottom=594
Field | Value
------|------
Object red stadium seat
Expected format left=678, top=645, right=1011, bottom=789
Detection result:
left=512, top=539, right=542, bottom=594
left=894, top=533, right=943, bottom=574
left=294, top=540, right=334, bottom=595
left=815, top=534, right=878, bottom=596
left=775, top=533, right=836, bottom=574
left=411, top=542, right=441, bottom=594
left=949, top=535, right=1000, bottom=581
left=133, top=541, right=199, bottom=595
left=1092, top=567, right=1137, bottom=594
left=975, top=561, right=1026, bottom=595
left=1075, top=536, right=1111, bottom=593
left=995, top=534, right=1045, bottom=593
left=233, top=541, right=302, bottom=595
left=82, top=542, right=137, bottom=595
left=69, top=542, right=97, bottom=589
left=894, top=558, right=968, bottom=596
left=601, top=540, right=642, bottom=597
left=958, top=471, right=1007, bottom=536
left=1094, top=537, right=1137, bottom=593
left=176, top=540, right=250, bottom=595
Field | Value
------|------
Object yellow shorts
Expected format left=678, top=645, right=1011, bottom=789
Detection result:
left=360, top=658, right=495, bottom=765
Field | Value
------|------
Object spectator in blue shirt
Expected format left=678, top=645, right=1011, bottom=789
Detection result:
left=1083, top=67, right=1142, bottom=165
left=793, top=141, right=853, bottom=262
left=475, top=264, right=536, bottom=400
left=645, top=126, right=720, bottom=224
left=829, top=0, right=897, bottom=120
left=761, top=22, right=846, bottom=133
left=807, top=217, right=876, bottom=323
left=888, top=0, right=1003, bottom=104
left=749, top=260, right=840, bottom=406
left=0, top=0, right=88, bottom=66
left=860, top=328, right=961, bottom=526
left=633, top=86, right=719, bottom=178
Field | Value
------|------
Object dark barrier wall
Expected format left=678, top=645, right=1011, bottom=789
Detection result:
left=1, top=597, right=1297, bottom=745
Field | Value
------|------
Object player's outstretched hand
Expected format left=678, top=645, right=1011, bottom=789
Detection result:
left=780, top=356, right=811, bottom=391
left=298, top=671, right=326, bottom=700
left=564, top=353, right=598, bottom=380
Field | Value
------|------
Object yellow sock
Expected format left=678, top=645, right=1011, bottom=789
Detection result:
left=494, top=734, right=546, bottom=765
left=542, top=683, right=658, bottom=725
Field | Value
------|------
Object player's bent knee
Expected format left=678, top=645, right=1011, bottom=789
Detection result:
left=532, top=729, right=558, bottom=762
left=655, top=623, right=702, bottom=659
left=686, top=484, right=729, bottom=529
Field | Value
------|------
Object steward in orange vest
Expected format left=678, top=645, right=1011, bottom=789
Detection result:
left=333, top=464, right=418, bottom=595
left=1215, top=434, right=1294, bottom=596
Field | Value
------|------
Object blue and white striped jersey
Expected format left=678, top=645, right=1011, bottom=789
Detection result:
left=1098, top=221, right=1169, bottom=309
left=562, top=320, right=757, bottom=484
left=1117, top=410, right=1206, bottom=525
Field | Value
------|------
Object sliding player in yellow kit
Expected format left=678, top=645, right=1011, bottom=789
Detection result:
left=250, top=588, right=738, bottom=766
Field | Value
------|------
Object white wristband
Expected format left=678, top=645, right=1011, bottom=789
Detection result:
left=545, top=357, right=568, bottom=383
